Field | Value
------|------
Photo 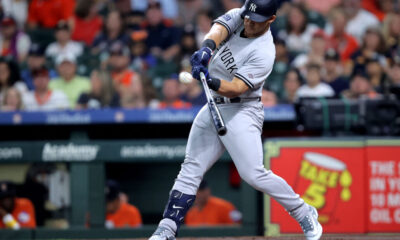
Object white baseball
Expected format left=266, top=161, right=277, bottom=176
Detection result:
left=179, top=71, right=193, bottom=84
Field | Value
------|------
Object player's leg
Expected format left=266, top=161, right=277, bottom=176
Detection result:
left=220, top=104, right=322, bottom=240
left=150, top=106, right=225, bottom=240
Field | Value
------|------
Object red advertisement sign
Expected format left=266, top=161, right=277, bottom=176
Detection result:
left=366, top=145, right=400, bottom=232
left=267, top=145, right=366, bottom=233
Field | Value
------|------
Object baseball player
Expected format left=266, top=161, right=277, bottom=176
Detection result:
left=149, top=1, right=323, bottom=240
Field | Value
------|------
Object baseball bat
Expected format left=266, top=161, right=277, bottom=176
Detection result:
left=199, top=72, right=227, bottom=136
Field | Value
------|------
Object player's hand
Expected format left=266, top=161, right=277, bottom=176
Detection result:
left=190, top=47, right=212, bottom=68
left=191, top=65, right=209, bottom=80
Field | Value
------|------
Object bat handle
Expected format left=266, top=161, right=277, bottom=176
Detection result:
left=199, top=72, right=227, bottom=136
left=199, top=72, right=206, bottom=80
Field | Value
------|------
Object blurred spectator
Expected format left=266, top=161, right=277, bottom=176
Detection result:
left=49, top=53, right=90, bottom=108
left=1, top=87, right=22, bottom=111
left=362, top=0, right=396, bottom=22
left=177, top=0, right=211, bottom=25
left=23, top=66, right=69, bottom=111
left=266, top=38, right=291, bottom=99
left=178, top=25, right=198, bottom=70
left=277, top=3, right=320, bottom=53
left=0, top=58, right=26, bottom=100
left=261, top=89, right=278, bottom=107
left=382, top=13, right=400, bottom=63
left=91, top=10, right=129, bottom=55
left=45, top=20, right=83, bottom=60
left=131, top=0, right=178, bottom=20
left=17, top=164, right=51, bottom=227
left=0, top=16, right=31, bottom=63
left=185, top=180, right=241, bottom=226
left=129, top=30, right=157, bottom=73
left=297, top=0, right=341, bottom=16
left=21, top=43, right=57, bottom=91
left=195, top=10, right=213, bottom=48
left=351, top=27, right=388, bottom=70
left=365, top=56, right=387, bottom=92
left=71, top=0, right=103, bottom=46
left=180, top=77, right=206, bottom=106
left=113, top=0, right=131, bottom=16
left=124, top=10, right=145, bottom=32
left=143, top=1, right=182, bottom=63
left=336, top=0, right=380, bottom=43
left=323, top=48, right=349, bottom=96
left=296, top=63, right=335, bottom=98
left=388, top=60, right=400, bottom=87
left=108, top=41, right=145, bottom=109
left=27, top=0, right=75, bottom=29
left=156, top=77, right=191, bottom=109
left=342, top=69, right=380, bottom=99
left=326, top=8, right=359, bottom=61
left=292, top=31, right=327, bottom=72
left=220, top=0, right=242, bottom=11
left=76, top=70, right=115, bottom=109
left=0, top=181, right=36, bottom=229
left=1, top=0, right=28, bottom=29
left=105, top=180, right=142, bottom=229
left=281, top=68, right=303, bottom=104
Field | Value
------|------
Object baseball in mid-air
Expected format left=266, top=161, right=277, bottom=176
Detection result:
left=179, top=71, right=193, bottom=84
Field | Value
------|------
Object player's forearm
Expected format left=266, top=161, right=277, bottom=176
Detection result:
left=203, top=23, right=229, bottom=49
left=214, top=79, right=248, bottom=98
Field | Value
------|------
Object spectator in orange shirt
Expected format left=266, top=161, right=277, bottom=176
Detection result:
left=362, top=0, right=396, bottom=22
left=105, top=180, right=142, bottom=229
left=71, top=0, right=103, bottom=46
left=0, top=181, right=36, bottom=229
left=185, top=180, right=242, bottom=226
left=326, top=8, right=358, bottom=61
left=27, top=0, right=75, bottom=29
left=108, top=41, right=145, bottom=109
left=157, top=76, right=192, bottom=109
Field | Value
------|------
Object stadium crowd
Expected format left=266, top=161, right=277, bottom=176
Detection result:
left=0, top=0, right=399, bottom=112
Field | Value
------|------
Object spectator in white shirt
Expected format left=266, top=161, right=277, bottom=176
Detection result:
left=23, top=66, right=69, bottom=111
left=1, top=0, right=28, bottom=29
left=296, top=63, right=335, bottom=99
left=45, top=20, right=83, bottom=61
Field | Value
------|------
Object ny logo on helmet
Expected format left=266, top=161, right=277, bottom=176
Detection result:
left=249, top=3, right=257, bottom=12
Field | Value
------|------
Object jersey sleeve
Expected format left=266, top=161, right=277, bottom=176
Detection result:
left=234, top=53, right=274, bottom=90
left=213, top=8, right=243, bottom=36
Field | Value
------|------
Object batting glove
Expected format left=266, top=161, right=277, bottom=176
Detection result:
left=191, top=65, right=209, bottom=81
left=191, top=67, right=221, bottom=91
left=190, top=46, right=212, bottom=68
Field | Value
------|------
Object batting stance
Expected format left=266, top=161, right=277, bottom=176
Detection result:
left=149, top=1, right=322, bottom=240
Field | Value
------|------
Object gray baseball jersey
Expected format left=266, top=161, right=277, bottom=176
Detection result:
left=208, top=8, right=275, bottom=98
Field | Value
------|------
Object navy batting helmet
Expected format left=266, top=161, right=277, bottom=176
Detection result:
left=240, top=0, right=278, bottom=22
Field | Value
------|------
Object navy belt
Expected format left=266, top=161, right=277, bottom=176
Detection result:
left=213, top=97, right=261, bottom=104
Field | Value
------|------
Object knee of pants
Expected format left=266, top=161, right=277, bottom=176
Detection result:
left=238, top=168, right=268, bottom=190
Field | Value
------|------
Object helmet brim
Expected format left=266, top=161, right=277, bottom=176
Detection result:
left=240, top=5, right=272, bottom=23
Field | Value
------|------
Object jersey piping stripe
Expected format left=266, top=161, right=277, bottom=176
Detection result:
left=213, top=20, right=232, bottom=36
left=235, top=73, right=254, bottom=89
